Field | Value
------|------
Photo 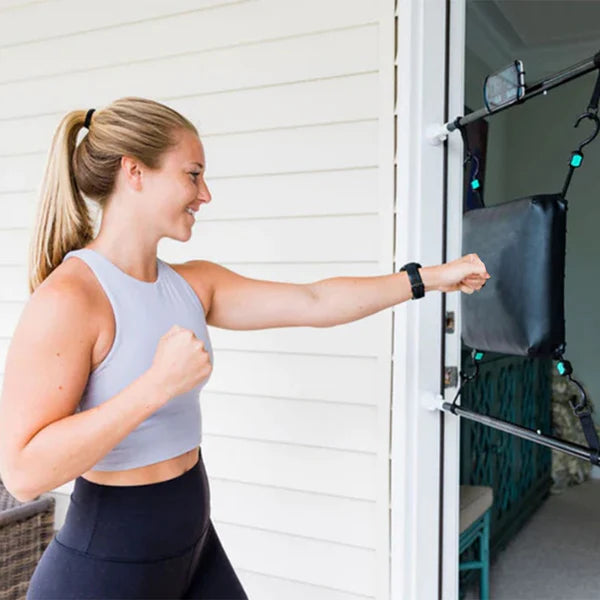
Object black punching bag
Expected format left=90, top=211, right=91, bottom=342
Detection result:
left=461, top=193, right=567, bottom=358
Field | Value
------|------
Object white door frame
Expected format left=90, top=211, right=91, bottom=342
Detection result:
left=391, top=0, right=466, bottom=598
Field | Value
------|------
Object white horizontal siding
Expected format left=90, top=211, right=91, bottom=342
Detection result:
left=4, top=120, right=378, bottom=185
left=0, top=0, right=47, bottom=11
left=0, top=1, right=395, bottom=598
left=216, top=521, right=376, bottom=595
left=202, top=437, right=377, bottom=500
left=1, top=72, right=379, bottom=147
left=209, top=477, right=377, bottom=548
left=234, top=570, right=373, bottom=600
left=202, top=393, right=378, bottom=452
left=0, top=25, right=378, bottom=118
left=0, top=0, right=375, bottom=69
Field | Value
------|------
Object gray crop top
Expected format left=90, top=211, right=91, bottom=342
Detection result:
left=61, top=247, right=214, bottom=471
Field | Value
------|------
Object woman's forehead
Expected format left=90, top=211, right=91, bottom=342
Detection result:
left=175, top=135, right=205, bottom=164
left=165, top=140, right=205, bottom=168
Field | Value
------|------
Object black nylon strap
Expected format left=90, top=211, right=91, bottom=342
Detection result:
left=576, top=411, right=600, bottom=464
left=588, top=69, right=600, bottom=114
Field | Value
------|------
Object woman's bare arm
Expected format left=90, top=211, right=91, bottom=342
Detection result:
left=0, top=282, right=169, bottom=502
left=12, top=370, right=167, bottom=502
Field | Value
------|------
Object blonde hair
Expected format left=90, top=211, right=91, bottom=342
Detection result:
left=28, top=96, right=198, bottom=294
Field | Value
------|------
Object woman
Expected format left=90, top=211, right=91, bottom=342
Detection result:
left=0, top=97, right=488, bottom=599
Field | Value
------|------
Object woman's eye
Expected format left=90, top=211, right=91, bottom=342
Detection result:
left=190, top=172, right=200, bottom=180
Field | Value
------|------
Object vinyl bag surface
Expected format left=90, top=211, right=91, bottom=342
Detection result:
left=461, top=193, right=567, bottom=358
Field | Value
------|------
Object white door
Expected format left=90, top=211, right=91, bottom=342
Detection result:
left=391, top=0, right=466, bottom=598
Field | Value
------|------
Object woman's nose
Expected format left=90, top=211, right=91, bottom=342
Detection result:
left=198, top=179, right=212, bottom=203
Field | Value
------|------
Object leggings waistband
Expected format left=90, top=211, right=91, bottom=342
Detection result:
left=57, top=447, right=211, bottom=561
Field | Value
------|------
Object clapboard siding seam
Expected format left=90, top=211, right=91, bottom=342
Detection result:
left=163, top=69, right=379, bottom=98
left=0, top=258, right=383, bottom=266
left=0, top=70, right=378, bottom=123
left=0, top=22, right=377, bottom=86
left=1, top=117, right=377, bottom=159
left=213, top=518, right=377, bottom=551
left=235, top=568, right=374, bottom=599
left=200, top=349, right=378, bottom=360
left=192, top=211, right=378, bottom=223
left=0, top=0, right=54, bottom=14
left=0, top=0, right=249, bottom=47
left=0, top=260, right=381, bottom=269
left=210, top=475, right=376, bottom=501
left=203, top=438, right=374, bottom=456
left=200, top=165, right=379, bottom=180
left=1, top=118, right=377, bottom=157
left=203, top=433, right=376, bottom=456
left=203, top=117, right=377, bottom=138
left=0, top=165, right=379, bottom=188
left=0, top=212, right=378, bottom=230
left=54, top=480, right=378, bottom=507
left=205, top=389, right=376, bottom=408
left=0, top=348, right=379, bottom=360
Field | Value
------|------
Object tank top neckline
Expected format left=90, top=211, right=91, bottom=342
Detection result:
left=73, top=247, right=164, bottom=286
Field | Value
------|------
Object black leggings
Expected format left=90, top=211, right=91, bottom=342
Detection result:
left=26, top=448, right=248, bottom=599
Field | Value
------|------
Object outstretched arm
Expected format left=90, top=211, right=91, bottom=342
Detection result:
left=192, top=253, right=489, bottom=331
left=309, top=253, right=489, bottom=327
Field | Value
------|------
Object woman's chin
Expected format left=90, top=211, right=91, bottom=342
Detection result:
left=178, top=214, right=195, bottom=239
left=165, top=225, right=194, bottom=242
left=183, top=222, right=195, bottom=240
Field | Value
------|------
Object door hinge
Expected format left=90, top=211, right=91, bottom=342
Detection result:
left=444, top=367, right=459, bottom=388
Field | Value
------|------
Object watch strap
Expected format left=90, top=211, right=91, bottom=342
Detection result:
left=400, top=262, right=425, bottom=299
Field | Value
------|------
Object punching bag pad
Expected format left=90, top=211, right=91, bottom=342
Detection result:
left=461, top=193, right=567, bottom=358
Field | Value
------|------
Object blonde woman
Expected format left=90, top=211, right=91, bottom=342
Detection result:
left=0, top=97, right=489, bottom=599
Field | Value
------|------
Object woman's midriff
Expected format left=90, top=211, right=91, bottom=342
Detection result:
left=81, top=447, right=200, bottom=486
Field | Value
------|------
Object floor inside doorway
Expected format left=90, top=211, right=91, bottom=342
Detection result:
left=465, top=478, right=600, bottom=600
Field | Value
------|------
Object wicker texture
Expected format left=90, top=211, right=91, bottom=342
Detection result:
left=0, top=480, right=55, bottom=600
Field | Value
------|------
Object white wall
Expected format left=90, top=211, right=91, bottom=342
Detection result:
left=0, top=1, right=397, bottom=598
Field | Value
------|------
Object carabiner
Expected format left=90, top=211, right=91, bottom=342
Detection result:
left=574, top=111, right=600, bottom=153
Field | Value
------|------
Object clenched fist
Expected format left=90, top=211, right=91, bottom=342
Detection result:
left=421, top=253, right=491, bottom=294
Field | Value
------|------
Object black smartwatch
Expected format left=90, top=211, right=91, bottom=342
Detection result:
left=400, top=262, right=425, bottom=299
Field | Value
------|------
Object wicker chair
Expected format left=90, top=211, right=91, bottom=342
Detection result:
left=0, top=478, right=55, bottom=600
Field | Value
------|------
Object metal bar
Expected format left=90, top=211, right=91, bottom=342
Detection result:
left=441, top=402, right=600, bottom=465
left=443, top=50, right=600, bottom=135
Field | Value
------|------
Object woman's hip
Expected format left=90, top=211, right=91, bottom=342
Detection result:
left=55, top=447, right=210, bottom=562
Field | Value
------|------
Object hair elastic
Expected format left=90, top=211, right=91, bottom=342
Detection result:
left=84, top=108, right=96, bottom=130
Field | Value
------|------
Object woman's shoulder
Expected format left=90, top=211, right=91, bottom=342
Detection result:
left=163, top=260, right=214, bottom=317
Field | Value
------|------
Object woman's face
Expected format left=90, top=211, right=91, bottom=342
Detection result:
left=145, top=129, right=212, bottom=241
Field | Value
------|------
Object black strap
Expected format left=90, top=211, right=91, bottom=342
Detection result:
left=557, top=357, right=600, bottom=460
left=456, top=119, right=485, bottom=210
left=399, top=262, right=425, bottom=299
left=588, top=68, right=600, bottom=114
left=576, top=411, right=600, bottom=464
left=561, top=68, right=600, bottom=198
